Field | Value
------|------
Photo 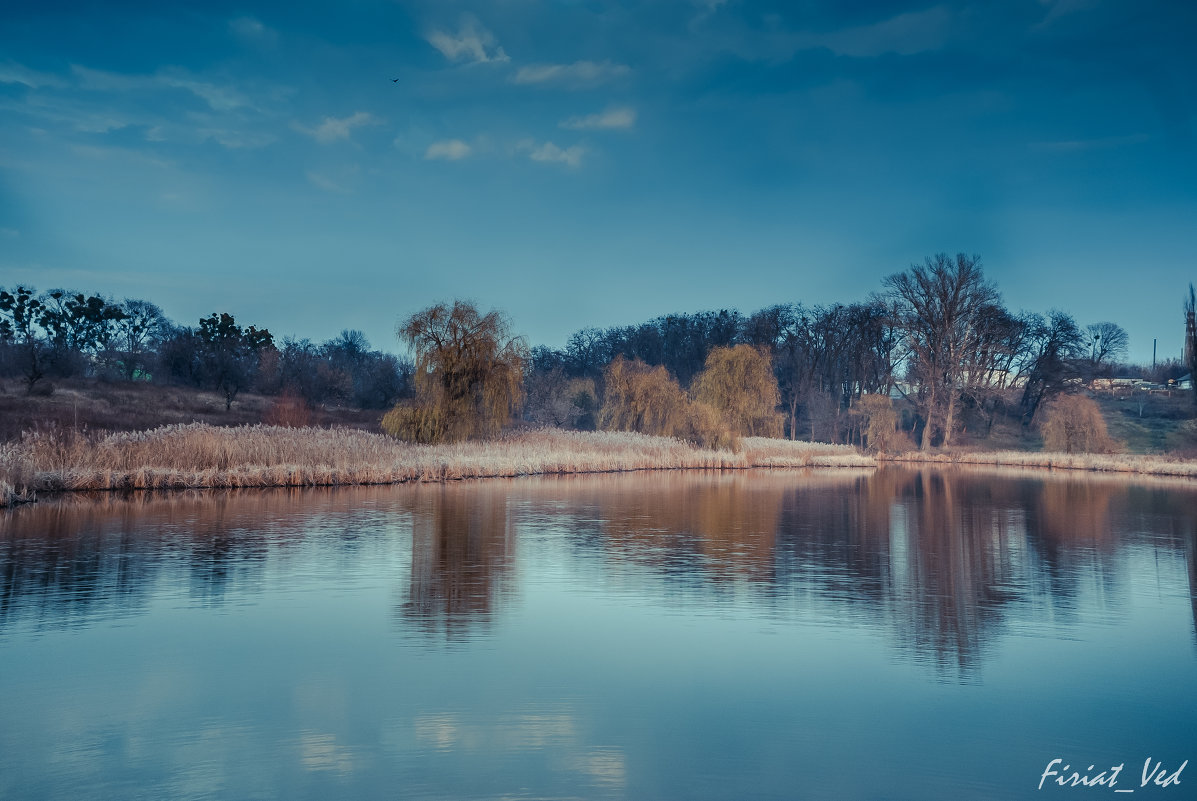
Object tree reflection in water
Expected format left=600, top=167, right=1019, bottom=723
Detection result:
left=2, top=469, right=1195, bottom=678
left=399, top=483, right=515, bottom=642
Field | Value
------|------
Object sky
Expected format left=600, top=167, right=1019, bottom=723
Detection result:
left=1, top=0, right=1195, bottom=364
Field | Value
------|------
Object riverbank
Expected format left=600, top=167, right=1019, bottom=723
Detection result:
left=4, top=423, right=1196, bottom=510
left=882, top=449, right=1197, bottom=478
left=0, top=424, right=870, bottom=507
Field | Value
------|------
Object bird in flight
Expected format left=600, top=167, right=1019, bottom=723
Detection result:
left=391, top=78, right=399, bottom=83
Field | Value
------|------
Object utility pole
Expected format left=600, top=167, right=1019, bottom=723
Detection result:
left=1153, top=338, right=1157, bottom=371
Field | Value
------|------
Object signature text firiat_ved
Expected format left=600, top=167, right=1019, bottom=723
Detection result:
left=1039, top=758, right=1187, bottom=792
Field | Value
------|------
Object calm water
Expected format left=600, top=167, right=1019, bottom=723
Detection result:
left=1, top=468, right=1195, bottom=800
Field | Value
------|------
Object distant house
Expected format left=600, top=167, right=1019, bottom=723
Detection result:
left=1176, top=373, right=1193, bottom=391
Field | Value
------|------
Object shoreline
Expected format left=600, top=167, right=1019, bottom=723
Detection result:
left=3, top=423, right=1195, bottom=509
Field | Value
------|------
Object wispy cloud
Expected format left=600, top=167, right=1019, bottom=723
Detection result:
left=294, top=112, right=378, bottom=144
left=512, top=60, right=631, bottom=88
left=71, top=65, right=252, bottom=112
left=198, top=128, right=277, bottom=149
left=426, top=16, right=509, bottom=64
left=1030, top=133, right=1151, bottom=152
left=0, top=228, right=19, bottom=239
left=229, top=16, right=278, bottom=43
left=523, top=140, right=586, bottom=168
left=560, top=106, right=636, bottom=130
left=0, top=60, right=67, bottom=89
left=792, top=6, right=954, bottom=58
left=306, top=170, right=352, bottom=193
left=424, top=139, right=472, bottom=160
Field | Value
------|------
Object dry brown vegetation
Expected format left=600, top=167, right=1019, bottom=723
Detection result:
left=1040, top=394, right=1116, bottom=454
left=0, top=424, right=870, bottom=507
left=883, top=449, right=1197, bottom=478
left=0, top=377, right=382, bottom=440
left=382, top=301, right=526, bottom=443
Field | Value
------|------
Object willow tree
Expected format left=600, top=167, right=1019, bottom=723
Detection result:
left=599, top=356, right=733, bottom=448
left=600, top=356, right=691, bottom=437
left=382, top=301, right=527, bottom=443
left=691, top=344, right=782, bottom=437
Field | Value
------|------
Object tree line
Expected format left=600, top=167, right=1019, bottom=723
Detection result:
left=5, top=255, right=1191, bottom=449
left=521, top=253, right=1169, bottom=448
left=382, top=255, right=1189, bottom=451
left=0, top=286, right=411, bottom=412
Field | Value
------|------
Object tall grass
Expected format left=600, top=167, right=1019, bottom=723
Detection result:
left=3, top=423, right=1194, bottom=509
left=0, top=424, right=870, bottom=506
left=882, top=449, right=1197, bottom=478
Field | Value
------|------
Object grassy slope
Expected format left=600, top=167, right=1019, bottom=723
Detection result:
left=0, top=378, right=383, bottom=440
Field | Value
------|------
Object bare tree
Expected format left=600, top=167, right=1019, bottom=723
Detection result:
left=884, top=253, right=1000, bottom=449
left=1084, top=321, right=1129, bottom=377
left=1019, top=310, right=1086, bottom=425
left=1186, top=284, right=1196, bottom=407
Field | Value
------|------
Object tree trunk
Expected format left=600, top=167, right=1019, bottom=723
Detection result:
left=920, top=386, right=935, bottom=450
left=942, top=390, right=957, bottom=448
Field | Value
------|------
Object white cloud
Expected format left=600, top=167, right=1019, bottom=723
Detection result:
left=0, top=61, right=66, bottom=89
left=512, top=60, right=631, bottom=87
left=198, top=128, right=277, bottom=149
left=306, top=171, right=351, bottom=193
left=794, top=6, right=954, bottom=58
left=295, top=112, right=378, bottom=144
left=71, top=65, right=252, bottom=111
left=424, top=139, right=472, bottom=160
left=560, top=106, right=636, bottom=130
left=229, top=16, right=277, bottom=42
left=426, top=16, right=508, bottom=64
left=524, top=140, right=586, bottom=168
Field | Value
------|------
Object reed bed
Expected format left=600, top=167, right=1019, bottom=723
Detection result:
left=0, top=424, right=878, bottom=507
left=4, top=423, right=1194, bottom=509
left=882, top=449, right=1197, bottom=478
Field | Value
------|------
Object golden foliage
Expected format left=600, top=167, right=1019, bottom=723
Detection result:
left=691, top=345, right=783, bottom=437
left=599, top=356, right=734, bottom=449
left=384, top=301, right=528, bottom=443
left=1039, top=394, right=1117, bottom=454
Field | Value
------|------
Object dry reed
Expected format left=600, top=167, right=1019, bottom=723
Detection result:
left=0, top=424, right=875, bottom=506
left=882, top=449, right=1197, bottom=478
left=3, top=424, right=1194, bottom=509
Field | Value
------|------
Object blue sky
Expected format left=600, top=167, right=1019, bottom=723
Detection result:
left=2, top=0, right=1194, bottom=363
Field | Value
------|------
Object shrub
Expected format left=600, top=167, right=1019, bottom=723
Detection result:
left=857, top=394, right=910, bottom=454
left=264, top=393, right=312, bottom=428
left=1040, top=394, right=1117, bottom=454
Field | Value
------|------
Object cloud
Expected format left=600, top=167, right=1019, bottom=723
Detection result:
left=793, top=6, right=955, bottom=58
left=424, top=139, right=472, bottom=160
left=71, top=66, right=252, bottom=112
left=426, top=16, right=508, bottom=64
left=1029, top=133, right=1152, bottom=152
left=512, top=60, right=631, bottom=87
left=295, top=112, right=378, bottom=144
left=229, top=16, right=276, bottom=42
left=560, top=106, right=636, bottom=130
left=0, top=61, right=66, bottom=89
left=198, top=128, right=277, bottom=149
left=524, top=140, right=586, bottom=167
left=0, top=228, right=19, bottom=239
left=306, top=171, right=352, bottom=193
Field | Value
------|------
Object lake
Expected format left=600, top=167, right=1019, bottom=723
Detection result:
left=1, top=468, right=1195, bottom=800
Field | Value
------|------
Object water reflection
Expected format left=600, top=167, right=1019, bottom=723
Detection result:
left=400, top=483, right=515, bottom=641
left=2, top=469, right=1196, bottom=678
